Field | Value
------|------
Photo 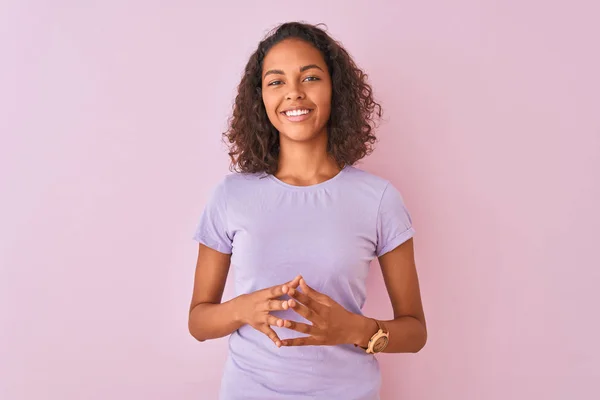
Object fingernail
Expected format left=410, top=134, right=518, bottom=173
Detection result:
left=277, top=319, right=283, bottom=327
left=282, top=301, right=288, bottom=309
left=276, top=341, right=281, bottom=347
left=289, top=299, right=296, bottom=307
left=281, top=285, right=288, bottom=293
left=285, top=321, right=291, bottom=328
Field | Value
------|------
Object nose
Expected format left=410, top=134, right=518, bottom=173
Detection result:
left=285, top=82, right=306, bottom=100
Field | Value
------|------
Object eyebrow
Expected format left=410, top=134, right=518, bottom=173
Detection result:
left=263, top=64, right=324, bottom=79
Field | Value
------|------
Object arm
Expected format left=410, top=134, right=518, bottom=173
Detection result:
left=350, top=237, right=427, bottom=353
left=280, top=238, right=426, bottom=353
left=188, top=243, right=303, bottom=344
left=188, top=243, right=242, bottom=342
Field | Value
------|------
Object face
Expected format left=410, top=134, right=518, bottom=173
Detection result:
left=261, top=38, right=332, bottom=143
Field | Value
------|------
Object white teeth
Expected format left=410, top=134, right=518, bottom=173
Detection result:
left=284, top=109, right=310, bottom=117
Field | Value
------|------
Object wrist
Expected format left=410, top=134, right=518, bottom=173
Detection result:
left=349, top=314, right=379, bottom=348
left=231, top=294, right=247, bottom=325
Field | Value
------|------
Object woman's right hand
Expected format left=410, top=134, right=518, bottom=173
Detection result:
left=234, top=275, right=302, bottom=347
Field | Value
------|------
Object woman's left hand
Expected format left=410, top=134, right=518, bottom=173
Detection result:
left=279, top=277, right=360, bottom=347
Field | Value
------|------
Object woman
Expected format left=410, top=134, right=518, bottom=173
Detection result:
left=188, top=21, right=427, bottom=400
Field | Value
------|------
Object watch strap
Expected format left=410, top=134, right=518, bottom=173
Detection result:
left=354, top=319, right=388, bottom=351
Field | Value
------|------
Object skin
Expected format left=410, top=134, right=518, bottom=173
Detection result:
left=261, top=38, right=339, bottom=185
left=188, top=38, right=427, bottom=353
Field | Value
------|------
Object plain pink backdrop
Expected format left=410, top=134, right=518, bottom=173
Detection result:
left=1, top=1, right=598, bottom=399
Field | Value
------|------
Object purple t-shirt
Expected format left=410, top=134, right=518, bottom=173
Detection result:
left=192, top=164, right=415, bottom=400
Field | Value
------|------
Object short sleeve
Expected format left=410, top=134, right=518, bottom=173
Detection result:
left=376, top=182, right=415, bottom=257
left=191, top=180, right=233, bottom=254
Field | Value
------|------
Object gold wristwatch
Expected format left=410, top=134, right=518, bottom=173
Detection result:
left=355, top=319, right=389, bottom=354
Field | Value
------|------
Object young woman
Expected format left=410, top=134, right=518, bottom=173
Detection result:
left=188, top=21, right=427, bottom=400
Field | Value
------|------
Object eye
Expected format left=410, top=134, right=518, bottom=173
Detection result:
left=267, top=80, right=283, bottom=86
left=303, top=76, right=320, bottom=82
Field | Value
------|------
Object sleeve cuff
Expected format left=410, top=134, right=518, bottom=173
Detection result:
left=192, top=235, right=233, bottom=255
left=376, top=226, right=415, bottom=257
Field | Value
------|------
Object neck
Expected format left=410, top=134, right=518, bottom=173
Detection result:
left=275, top=131, right=342, bottom=186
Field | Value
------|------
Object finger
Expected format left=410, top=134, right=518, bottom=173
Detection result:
left=282, top=320, right=319, bottom=335
left=266, top=299, right=290, bottom=311
left=259, top=325, right=282, bottom=347
left=266, top=275, right=303, bottom=299
left=266, top=314, right=285, bottom=328
left=287, top=275, right=302, bottom=289
left=281, top=336, right=320, bottom=347
left=283, top=275, right=303, bottom=293
left=288, top=287, right=321, bottom=311
left=299, top=278, right=328, bottom=302
left=288, top=298, right=319, bottom=322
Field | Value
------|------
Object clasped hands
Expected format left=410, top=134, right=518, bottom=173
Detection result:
left=237, top=275, right=361, bottom=348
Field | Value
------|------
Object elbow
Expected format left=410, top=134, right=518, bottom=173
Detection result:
left=412, top=336, right=427, bottom=353
left=188, top=310, right=207, bottom=343
left=188, top=322, right=207, bottom=342
left=411, top=327, right=427, bottom=353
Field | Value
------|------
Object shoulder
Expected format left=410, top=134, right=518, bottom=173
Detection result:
left=211, top=170, right=269, bottom=197
left=343, top=165, right=392, bottom=193
left=343, top=166, right=411, bottom=212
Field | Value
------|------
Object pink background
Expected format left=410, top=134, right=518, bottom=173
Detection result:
left=1, top=1, right=599, bottom=399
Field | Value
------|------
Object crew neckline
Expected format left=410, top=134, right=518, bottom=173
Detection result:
left=268, top=165, right=350, bottom=190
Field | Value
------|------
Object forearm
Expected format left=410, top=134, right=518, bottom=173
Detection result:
left=350, top=313, right=427, bottom=353
left=188, top=296, right=245, bottom=342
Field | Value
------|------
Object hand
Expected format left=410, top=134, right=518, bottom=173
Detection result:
left=235, top=275, right=302, bottom=348
left=280, top=278, right=359, bottom=347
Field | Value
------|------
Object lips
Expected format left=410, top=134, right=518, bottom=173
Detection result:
left=281, top=108, right=313, bottom=122
left=281, top=106, right=312, bottom=113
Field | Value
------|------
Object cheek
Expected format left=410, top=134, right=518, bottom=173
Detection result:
left=318, top=97, right=332, bottom=120
left=262, top=94, right=278, bottom=119
left=315, top=88, right=332, bottom=117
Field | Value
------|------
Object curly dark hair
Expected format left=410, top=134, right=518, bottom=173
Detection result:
left=223, top=21, right=383, bottom=175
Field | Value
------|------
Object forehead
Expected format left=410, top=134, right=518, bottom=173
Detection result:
left=262, top=39, right=327, bottom=72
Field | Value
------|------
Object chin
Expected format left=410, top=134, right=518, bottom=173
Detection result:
left=279, top=127, right=326, bottom=142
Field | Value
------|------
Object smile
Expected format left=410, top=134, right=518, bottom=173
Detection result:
left=281, top=109, right=313, bottom=122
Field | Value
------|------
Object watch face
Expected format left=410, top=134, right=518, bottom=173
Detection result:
left=373, top=336, right=389, bottom=353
